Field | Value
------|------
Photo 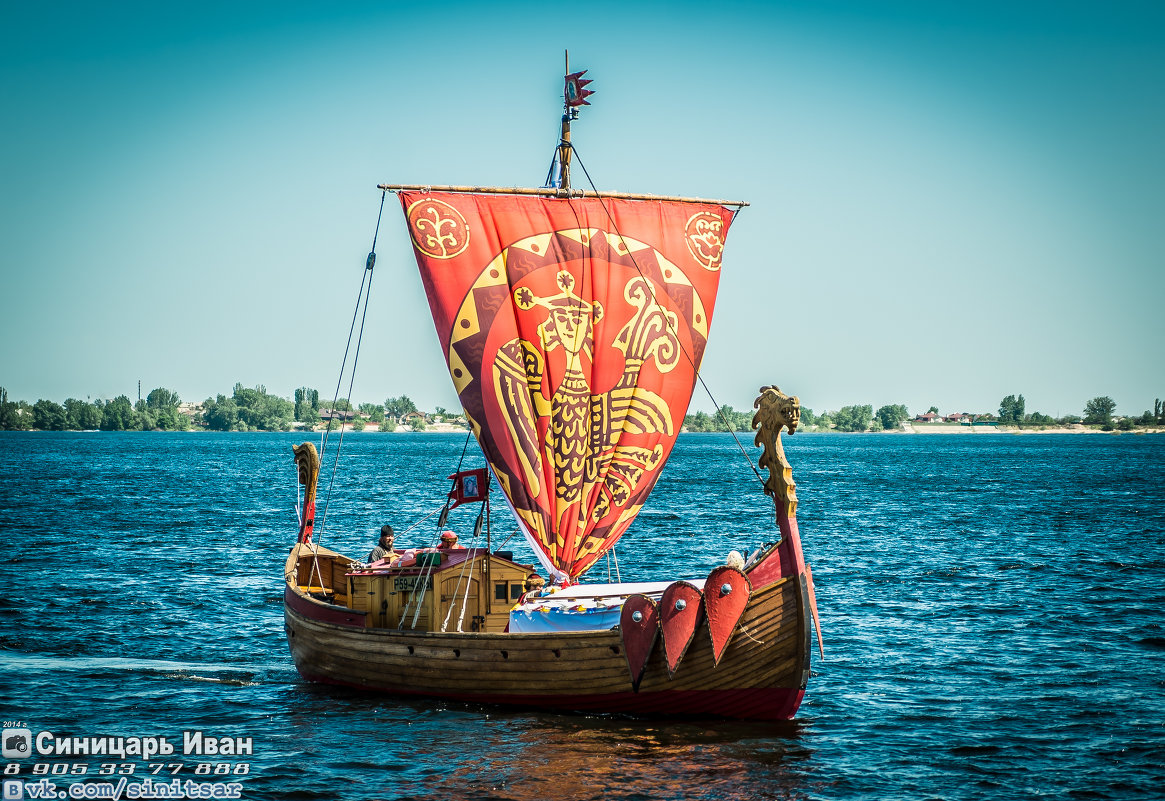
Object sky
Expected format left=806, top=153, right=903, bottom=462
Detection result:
left=2, top=0, right=1162, bottom=419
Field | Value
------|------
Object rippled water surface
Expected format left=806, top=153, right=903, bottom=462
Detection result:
left=2, top=431, right=1163, bottom=800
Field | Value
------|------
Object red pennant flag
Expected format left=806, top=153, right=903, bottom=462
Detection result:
left=565, top=70, right=594, bottom=107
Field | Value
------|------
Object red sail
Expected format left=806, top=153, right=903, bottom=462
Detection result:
left=401, top=191, right=733, bottom=581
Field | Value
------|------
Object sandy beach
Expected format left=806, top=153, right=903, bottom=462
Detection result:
left=900, top=422, right=1163, bottom=435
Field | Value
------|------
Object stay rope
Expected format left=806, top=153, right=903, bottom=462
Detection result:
left=305, top=190, right=386, bottom=591
left=568, top=145, right=766, bottom=490
left=400, top=430, right=480, bottom=629
left=440, top=500, right=487, bottom=633
left=438, top=432, right=485, bottom=631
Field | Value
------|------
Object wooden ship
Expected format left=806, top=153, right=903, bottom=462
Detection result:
left=282, top=62, right=822, bottom=720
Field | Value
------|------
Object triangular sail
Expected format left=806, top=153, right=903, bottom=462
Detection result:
left=401, top=190, right=734, bottom=581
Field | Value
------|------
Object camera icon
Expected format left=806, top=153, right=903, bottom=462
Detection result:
left=1, top=729, right=31, bottom=760
left=1, top=779, right=23, bottom=800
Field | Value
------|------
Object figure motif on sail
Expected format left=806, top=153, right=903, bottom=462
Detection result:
left=493, top=269, right=678, bottom=550
left=401, top=190, right=735, bottom=580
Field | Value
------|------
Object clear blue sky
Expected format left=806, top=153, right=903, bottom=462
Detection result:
left=2, top=1, right=1162, bottom=419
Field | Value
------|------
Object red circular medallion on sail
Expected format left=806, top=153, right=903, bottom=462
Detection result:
left=685, top=211, right=726, bottom=271
left=406, top=198, right=470, bottom=259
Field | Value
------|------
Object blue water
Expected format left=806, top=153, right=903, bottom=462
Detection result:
left=1, top=431, right=1163, bottom=800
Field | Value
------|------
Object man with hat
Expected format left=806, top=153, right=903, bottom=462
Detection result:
left=367, top=525, right=398, bottom=563
left=437, top=530, right=465, bottom=550
left=517, top=572, right=545, bottom=604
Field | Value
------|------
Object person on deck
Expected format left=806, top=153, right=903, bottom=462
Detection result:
left=437, top=530, right=466, bottom=550
left=367, top=525, right=398, bottom=562
left=517, top=572, right=545, bottom=604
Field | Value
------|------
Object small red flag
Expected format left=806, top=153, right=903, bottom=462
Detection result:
left=447, top=468, right=489, bottom=509
left=565, top=70, right=594, bottom=107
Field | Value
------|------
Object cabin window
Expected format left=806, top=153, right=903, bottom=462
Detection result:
left=495, top=583, right=507, bottom=601
left=511, top=584, right=523, bottom=600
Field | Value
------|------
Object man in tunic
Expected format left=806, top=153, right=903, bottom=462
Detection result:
left=367, top=525, right=397, bottom=562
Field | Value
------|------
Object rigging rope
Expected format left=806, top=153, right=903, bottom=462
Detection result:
left=397, top=505, right=443, bottom=537
left=569, top=146, right=766, bottom=489
left=305, top=190, right=386, bottom=592
left=439, top=433, right=484, bottom=632
left=400, top=431, right=480, bottom=629
left=401, top=549, right=441, bottom=630
left=543, top=147, right=561, bottom=189
left=441, top=523, right=480, bottom=633
left=494, top=528, right=520, bottom=551
left=315, top=190, right=387, bottom=545
left=452, top=428, right=473, bottom=473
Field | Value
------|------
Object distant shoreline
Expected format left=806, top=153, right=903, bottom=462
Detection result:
left=7, top=426, right=1163, bottom=436
left=679, top=423, right=1165, bottom=435
left=898, top=423, right=1164, bottom=435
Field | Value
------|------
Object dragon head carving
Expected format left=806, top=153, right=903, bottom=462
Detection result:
left=752, top=385, right=800, bottom=437
left=751, top=385, right=800, bottom=511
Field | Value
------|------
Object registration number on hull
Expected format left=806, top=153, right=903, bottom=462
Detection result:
left=393, top=576, right=433, bottom=592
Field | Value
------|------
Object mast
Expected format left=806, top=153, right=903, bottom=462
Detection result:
left=381, top=59, right=751, bottom=206
left=558, top=50, right=574, bottom=191
left=558, top=50, right=594, bottom=192
left=394, top=60, right=746, bottom=582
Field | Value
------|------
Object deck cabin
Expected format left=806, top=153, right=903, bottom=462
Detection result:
left=287, top=543, right=535, bottom=633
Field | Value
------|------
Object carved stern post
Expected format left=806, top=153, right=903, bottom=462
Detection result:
left=751, top=386, right=823, bottom=659
left=292, top=442, right=321, bottom=544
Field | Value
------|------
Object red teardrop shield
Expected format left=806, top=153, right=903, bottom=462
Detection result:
left=704, top=566, right=752, bottom=666
left=619, top=594, right=660, bottom=692
left=659, top=581, right=705, bottom=678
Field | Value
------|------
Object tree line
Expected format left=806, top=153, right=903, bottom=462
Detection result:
left=0, top=385, right=465, bottom=432
left=0, top=386, right=192, bottom=432
left=993, top=394, right=1161, bottom=431
left=682, top=395, right=1165, bottom=433
left=4, top=385, right=1162, bottom=434
left=683, top=403, right=910, bottom=433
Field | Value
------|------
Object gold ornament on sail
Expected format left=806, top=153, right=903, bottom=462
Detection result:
left=685, top=211, right=726, bottom=271
left=406, top=198, right=470, bottom=259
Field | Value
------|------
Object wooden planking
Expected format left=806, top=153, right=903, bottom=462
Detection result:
left=342, top=553, right=526, bottom=632
left=330, top=558, right=350, bottom=596
left=302, top=579, right=792, bottom=652
left=291, top=574, right=794, bottom=653
left=285, top=569, right=806, bottom=699
left=307, top=658, right=633, bottom=693
left=291, top=618, right=803, bottom=703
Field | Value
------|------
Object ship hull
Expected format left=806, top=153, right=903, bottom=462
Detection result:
left=283, top=551, right=810, bottom=720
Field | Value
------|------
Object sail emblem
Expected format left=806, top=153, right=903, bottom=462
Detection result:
left=402, top=191, right=734, bottom=580
left=685, top=211, right=726, bottom=271
left=496, top=266, right=675, bottom=538
left=406, top=198, right=470, bottom=259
